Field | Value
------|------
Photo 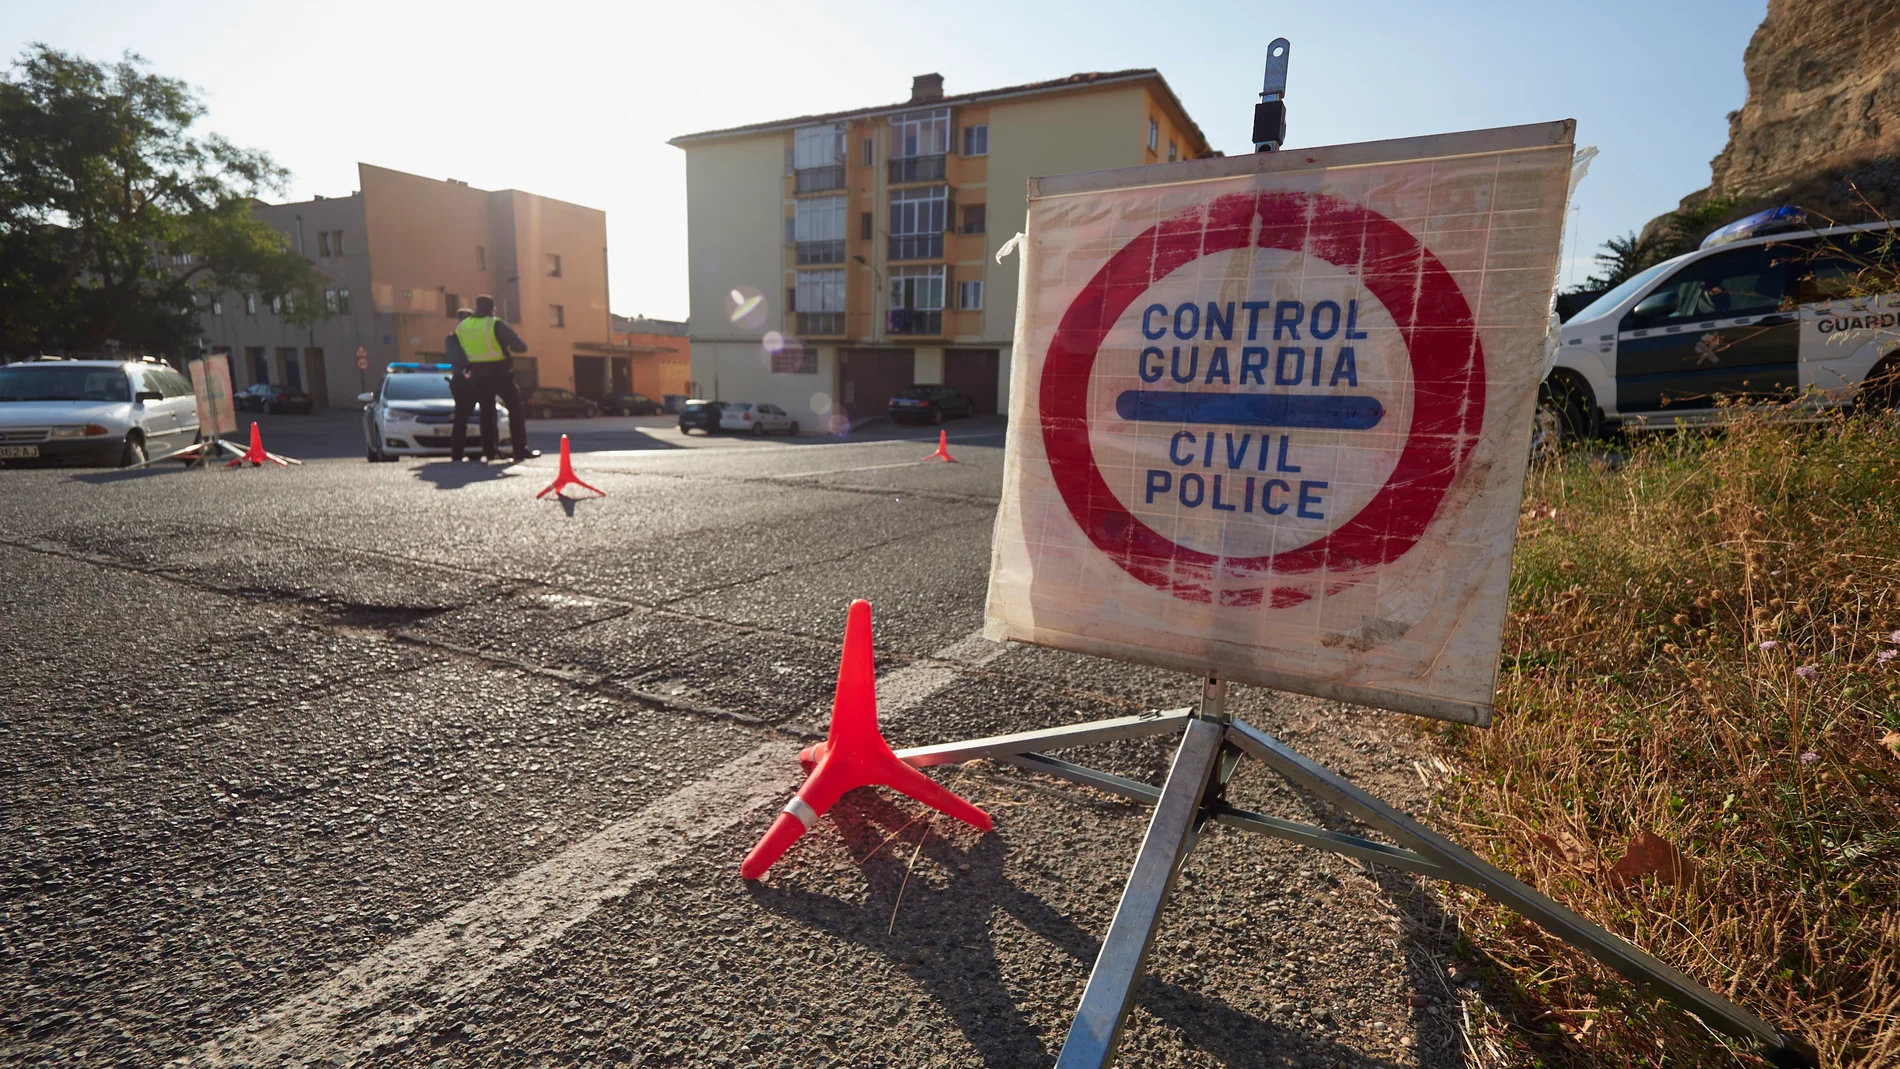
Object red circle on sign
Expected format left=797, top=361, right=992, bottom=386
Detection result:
left=1039, top=190, right=1485, bottom=605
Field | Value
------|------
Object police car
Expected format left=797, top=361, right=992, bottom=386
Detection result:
left=358, top=363, right=506, bottom=462
left=1540, top=212, right=1900, bottom=442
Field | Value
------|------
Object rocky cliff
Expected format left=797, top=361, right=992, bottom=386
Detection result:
left=1709, top=0, right=1900, bottom=198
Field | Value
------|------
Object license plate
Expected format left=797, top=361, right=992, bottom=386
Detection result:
left=0, top=445, right=40, bottom=458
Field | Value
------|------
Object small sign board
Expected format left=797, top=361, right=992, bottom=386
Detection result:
left=189, top=352, right=238, bottom=436
left=355, top=345, right=370, bottom=371
left=985, top=121, right=1576, bottom=725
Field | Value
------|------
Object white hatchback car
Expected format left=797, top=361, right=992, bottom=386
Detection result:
left=0, top=358, right=200, bottom=467
left=717, top=402, right=799, bottom=436
left=1542, top=217, right=1899, bottom=440
left=359, top=362, right=508, bottom=461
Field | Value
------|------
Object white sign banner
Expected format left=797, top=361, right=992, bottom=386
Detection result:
left=985, top=121, right=1576, bottom=725
left=190, top=352, right=238, bottom=436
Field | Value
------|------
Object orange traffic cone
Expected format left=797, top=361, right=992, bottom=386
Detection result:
left=924, top=429, right=957, bottom=463
left=536, top=434, right=604, bottom=499
left=741, top=600, right=990, bottom=880
left=224, top=421, right=296, bottom=467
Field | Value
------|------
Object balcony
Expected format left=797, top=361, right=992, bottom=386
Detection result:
left=795, top=165, right=845, bottom=194
left=887, top=233, right=943, bottom=261
left=887, top=309, right=942, bottom=335
left=796, top=239, right=845, bottom=265
left=796, top=312, right=845, bottom=336
left=887, top=154, right=946, bottom=184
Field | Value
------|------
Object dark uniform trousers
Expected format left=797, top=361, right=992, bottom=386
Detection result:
left=451, top=362, right=529, bottom=460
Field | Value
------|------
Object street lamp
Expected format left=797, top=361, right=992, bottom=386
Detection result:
left=852, top=254, right=883, bottom=343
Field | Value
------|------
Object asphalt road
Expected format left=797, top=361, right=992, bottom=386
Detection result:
left=1, top=416, right=1485, bottom=1068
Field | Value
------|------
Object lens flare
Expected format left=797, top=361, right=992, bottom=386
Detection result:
left=762, top=331, right=785, bottom=354
left=809, top=392, right=832, bottom=415
left=725, top=285, right=768, bottom=330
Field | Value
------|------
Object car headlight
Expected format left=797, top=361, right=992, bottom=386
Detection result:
left=50, top=424, right=111, bottom=438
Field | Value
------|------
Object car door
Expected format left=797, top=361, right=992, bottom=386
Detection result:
left=1615, top=243, right=1800, bottom=414
left=161, top=368, right=199, bottom=443
left=130, top=367, right=181, bottom=446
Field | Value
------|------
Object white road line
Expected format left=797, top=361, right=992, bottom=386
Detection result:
left=758, top=460, right=928, bottom=479
left=187, top=627, right=1004, bottom=1067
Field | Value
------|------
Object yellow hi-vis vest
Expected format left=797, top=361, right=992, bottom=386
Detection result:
left=456, top=316, right=505, bottom=363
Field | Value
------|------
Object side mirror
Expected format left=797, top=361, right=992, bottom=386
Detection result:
left=356, top=392, right=374, bottom=404
left=135, top=390, right=163, bottom=403
left=1630, top=291, right=1677, bottom=322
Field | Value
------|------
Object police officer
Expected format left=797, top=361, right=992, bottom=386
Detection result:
left=453, top=294, right=534, bottom=462
left=445, top=308, right=481, bottom=463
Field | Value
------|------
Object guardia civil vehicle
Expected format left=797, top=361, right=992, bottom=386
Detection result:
left=359, top=362, right=507, bottom=462
left=1540, top=210, right=1899, bottom=442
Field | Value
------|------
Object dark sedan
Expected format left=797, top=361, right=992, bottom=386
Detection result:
left=677, top=399, right=723, bottom=434
left=601, top=391, right=663, bottom=416
left=235, top=383, right=314, bottom=414
left=888, top=384, right=975, bottom=424
left=525, top=387, right=600, bottom=419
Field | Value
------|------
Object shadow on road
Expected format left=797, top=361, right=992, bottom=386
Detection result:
left=411, top=460, right=511, bottom=490
left=746, top=790, right=1401, bottom=1069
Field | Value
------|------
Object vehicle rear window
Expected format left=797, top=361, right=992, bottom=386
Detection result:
left=0, top=366, right=131, bottom=403
left=383, top=374, right=455, bottom=401
left=683, top=402, right=718, bottom=412
left=896, top=386, right=940, bottom=399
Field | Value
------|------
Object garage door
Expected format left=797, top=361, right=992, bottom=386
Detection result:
left=944, top=348, right=999, bottom=415
left=838, top=348, right=913, bottom=429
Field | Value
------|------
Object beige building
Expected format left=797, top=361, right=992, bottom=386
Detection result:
left=669, top=69, right=1211, bottom=431
left=196, top=163, right=611, bottom=409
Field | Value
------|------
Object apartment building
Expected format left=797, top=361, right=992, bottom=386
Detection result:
left=670, top=69, right=1211, bottom=431
left=196, top=163, right=610, bottom=410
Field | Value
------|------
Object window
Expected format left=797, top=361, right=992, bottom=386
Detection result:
left=271, top=295, right=283, bottom=315
left=318, top=231, right=332, bottom=257
left=962, top=124, right=988, bottom=156
left=1147, top=117, right=1158, bottom=151
left=246, top=347, right=268, bottom=385
left=795, top=269, right=846, bottom=313
left=889, top=265, right=945, bottom=334
left=795, top=195, right=846, bottom=263
left=861, top=137, right=874, bottom=167
left=546, top=253, right=562, bottom=277
left=211, top=296, right=223, bottom=315
left=325, top=289, right=339, bottom=312
left=890, top=108, right=950, bottom=159
left=961, top=203, right=986, bottom=234
left=445, top=293, right=460, bottom=316
left=959, top=279, right=983, bottom=310
left=889, top=186, right=948, bottom=260
left=331, top=231, right=344, bottom=255
left=1168, top=141, right=1178, bottom=162
left=1624, top=245, right=1789, bottom=328
left=476, top=245, right=486, bottom=270
left=549, top=304, right=565, bottom=328
left=860, top=211, right=873, bottom=241
left=787, top=286, right=796, bottom=312
left=245, top=293, right=257, bottom=315
left=793, top=123, right=846, bottom=170
left=337, top=288, right=351, bottom=314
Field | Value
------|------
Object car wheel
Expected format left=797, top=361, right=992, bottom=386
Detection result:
left=119, top=433, right=147, bottom=468
left=751, top=421, right=767, bottom=437
left=787, top=421, right=799, bottom=436
left=1532, top=373, right=1597, bottom=457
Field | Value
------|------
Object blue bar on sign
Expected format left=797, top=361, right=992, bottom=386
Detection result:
left=1114, top=390, right=1385, bottom=430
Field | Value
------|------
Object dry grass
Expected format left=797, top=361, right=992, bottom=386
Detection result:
left=1430, top=408, right=1900, bottom=1067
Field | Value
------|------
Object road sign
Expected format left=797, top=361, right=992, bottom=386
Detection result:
left=355, top=345, right=369, bottom=371
left=189, top=352, right=238, bottom=436
left=985, top=121, right=1577, bottom=725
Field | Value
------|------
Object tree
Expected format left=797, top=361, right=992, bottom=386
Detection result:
left=0, top=44, right=328, bottom=359
left=1584, top=230, right=1671, bottom=291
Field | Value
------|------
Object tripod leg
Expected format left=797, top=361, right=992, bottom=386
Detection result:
left=1055, top=717, right=1223, bottom=1069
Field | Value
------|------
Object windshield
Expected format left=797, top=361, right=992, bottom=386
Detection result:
left=0, top=366, right=130, bottom=403
left=1568, top=260, right=1679, bottom=323
left=382, top=374, right=455, bottom=401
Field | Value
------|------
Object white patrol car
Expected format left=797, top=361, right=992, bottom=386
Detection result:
left=0, top=356, right=201, bottom=467
left=359, top=363, right=506, bottom=462
left=1541, top=214, right=1899, bottom=440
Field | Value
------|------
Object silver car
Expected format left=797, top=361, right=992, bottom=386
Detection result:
left=716, top=401, right=799, bottom=436
left=360, top=362, right=508, bottom=461
left=0, top=358, right=200, bottom=467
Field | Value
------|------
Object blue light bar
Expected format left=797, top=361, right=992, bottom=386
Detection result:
left=386, top=362, right=454, bottom=372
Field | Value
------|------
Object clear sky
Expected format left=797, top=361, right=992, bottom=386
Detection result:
left=2, top=0, right=1763, bottom=319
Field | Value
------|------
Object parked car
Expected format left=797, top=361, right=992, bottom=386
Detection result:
left=235, top=382, right=315, bottom=414
left=1540, top=216, right=1900, bottom=445
left=601, top=391, right=662, bottom=416
left=525, top=387, right=600, bottom=420
left=678, top=399, right=724, bottom=434
left=0, top=358, right=200, bottom=468
left=359, top=362, right=507, bottom=462
left=718, top=401, right=799, bottom=436
left=888, top=384, right=976, bottom=425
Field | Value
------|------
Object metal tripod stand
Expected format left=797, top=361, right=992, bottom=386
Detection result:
left=896, top=678, right=1819, bottom=1068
